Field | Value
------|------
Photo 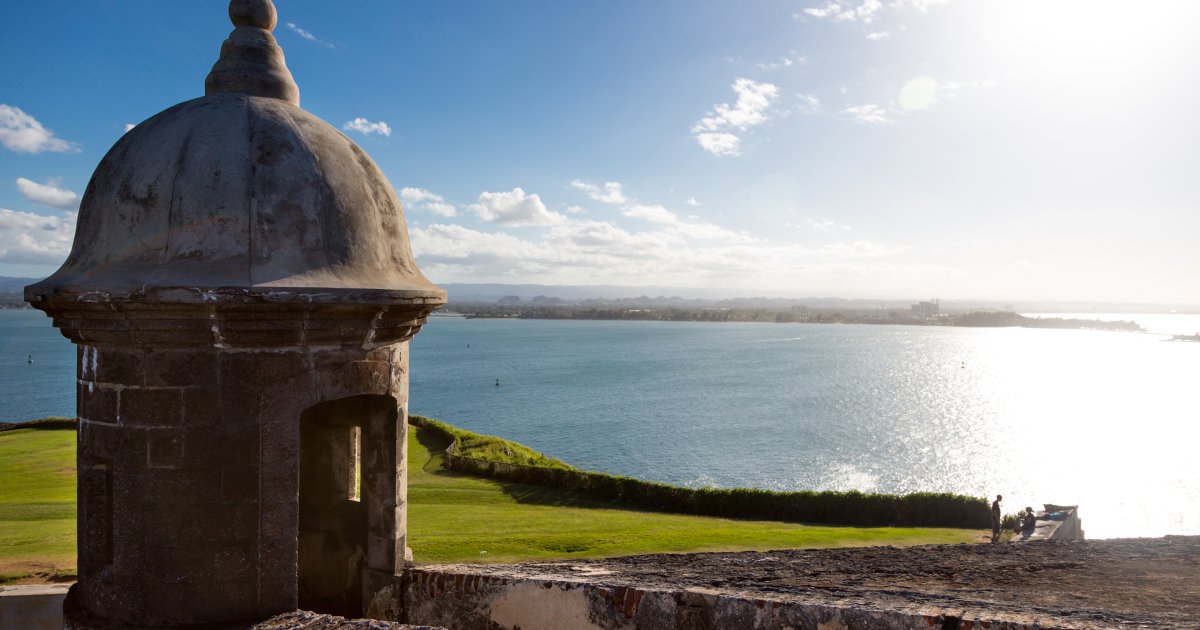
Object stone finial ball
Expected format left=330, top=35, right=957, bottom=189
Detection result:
left=229, top=0, right=277, bottom=30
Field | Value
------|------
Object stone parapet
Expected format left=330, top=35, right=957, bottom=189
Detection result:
left=0, top=584, right=70, bottom=630
left=400, top=569, right=1040, bottom=630
left=391, top=537, right=1200, bottom=629
left=253, top=611, right=444, bottom=630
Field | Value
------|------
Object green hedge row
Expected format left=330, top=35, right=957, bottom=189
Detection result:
left=0, top=417, right=77, bottom=432
left=410, top=415, right=989, bottom=529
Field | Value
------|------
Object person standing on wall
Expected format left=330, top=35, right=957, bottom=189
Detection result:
left=991, top=495, right=1003, bottom=542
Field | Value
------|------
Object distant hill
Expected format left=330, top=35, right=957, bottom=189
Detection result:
left=0, top=277, right=38, bottom=308
left=0, top=277, right=38, bottom=293
left=440, top=283, right=925, bottom=310
left=439, top=283, right=1198, bottom=314
left=2, top=277, right=1193, bottom=314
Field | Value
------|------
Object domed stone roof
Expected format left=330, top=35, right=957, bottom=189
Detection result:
left=28, top=0, right=443, bottom=307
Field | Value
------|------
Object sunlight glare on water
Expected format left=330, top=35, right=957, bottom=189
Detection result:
left=3, top=310, right=1196, bottom=539
left=409, top=318, right=1199, bottom=539
left=965, top=329, right=1199, bottom=538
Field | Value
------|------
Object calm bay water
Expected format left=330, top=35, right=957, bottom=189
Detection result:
left=0, top=310, right=77, bottom=422
left=3, top=309, right=1198, bottom=539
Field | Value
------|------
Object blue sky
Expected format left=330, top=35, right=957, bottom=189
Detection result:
left=2, top=0, right=1198, bottom=304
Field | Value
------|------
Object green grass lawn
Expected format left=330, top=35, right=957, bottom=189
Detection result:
left=0, top=428, right=76, bottom=583
left=0, top=425, right=982, bottom=583
left=407, top=427, right=981, bottom=563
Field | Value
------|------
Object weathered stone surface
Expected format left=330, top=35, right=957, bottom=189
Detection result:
left=65, top=341, right=424, bottom=626
left=401, top=538, right=1200, bottom=629
left=23, top=91, right=442, bottom=305
left=64, top=587, right=445, bottom=630
left=0, top=584, right=70, bottom=630
left=207, top=0, right=298, bottom=105
left=252, top=610, right=444, bottom=630
left=35, top=1, right=443, bottom=627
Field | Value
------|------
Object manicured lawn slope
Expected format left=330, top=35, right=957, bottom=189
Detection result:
left=406, top=427, right=979, bottom=563
left=0, top=424, right=980, bottom=582
left=0, top=428, right=76, bottom=583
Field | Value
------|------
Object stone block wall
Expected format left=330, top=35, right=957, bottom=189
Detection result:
left=71, top=340, right=412, bottom=627
left=396, top=569, right=1041, bottom=630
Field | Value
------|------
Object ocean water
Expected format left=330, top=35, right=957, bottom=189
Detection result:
left=3, top=309, right=1198, bottom=539
left=0, top=310, right=77, bottom=422
left=408, top=317, right=1200, bottom=540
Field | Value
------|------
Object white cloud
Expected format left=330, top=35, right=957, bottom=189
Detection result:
left=694, top=79, right=780, bottom=131
left=404, top=178, right=911, bottom=291
left=800, top=0, right=948, bottom=23
left=694, top=132, right=741, bottom=157
left=572, top=182, right=746, bottom=241
left=623, top=203, right=678, bottom=225
left=409, top=214, right=911, bottom=291
left=790, top=218, right=853, bottom=232
left=898, top=75, right=939, bottom=111
left=797, top=94, right=821, bottom=114
left=411, top=220, right=683, bottom=283
left=570, top=180, right=628, bottom=204
left=805, top=240, right=904, bottom=257
left=470, top=188, right=565, bottom=227
left=755, top=52, right=807, bottom=71
left=672, top=221, right=752, bottom=242
left=842, top=104, right=893, bottom=124
left=890, top=0, right=952, bottom=12
left=343, top=117, right=392, bottom=137
left=0, top=208, right=76, bottom=264
left=124, top=123, right=137, bottom=133
left=287, top=22, right=317, bottom=41
left=424, top=202, right=458, bottom=218
left=412, top=223, right=553, bottom=267
left=0, top=105, right=80, bottom=154
left=399, top=187, right=457, bottom=217
left=399, top=187, right=441, bottom=204
left=286, top=22, right=335, bottom=48
left=895, top=76, right=992, bottom=112
left=866, top=31, right=891, bottom=40
left=799, top=4, right=838, bottom=19
left=549, top=220, right=683, bottom=252
left=621, top=203, right=750, bottom=242
left=801, top=0, right=884, bottom=23
left=692, top=78, right=780, bottom=157
left=16, top=178, right=78, bottom=210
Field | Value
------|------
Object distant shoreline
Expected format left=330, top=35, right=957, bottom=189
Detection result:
left=444, top=304, right=1145, bottom=333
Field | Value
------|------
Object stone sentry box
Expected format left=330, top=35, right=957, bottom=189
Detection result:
left=25, top=1, right=445, bottom=627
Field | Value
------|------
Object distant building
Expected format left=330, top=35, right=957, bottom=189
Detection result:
left=497, top=295, right=522, bottom=304
left=911, top=299, right=940, bottom=318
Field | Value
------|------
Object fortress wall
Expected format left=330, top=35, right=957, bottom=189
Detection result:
left=394, top=569, right=1041, bottom=630
left=0, top=585, right=70, bottom=630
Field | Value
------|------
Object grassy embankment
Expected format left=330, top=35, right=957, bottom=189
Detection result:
left=417, top=416, right=988, bottom=529
left=0, top=422, right=981, bottom=583
left=407, top=425, right=979, bottom=563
